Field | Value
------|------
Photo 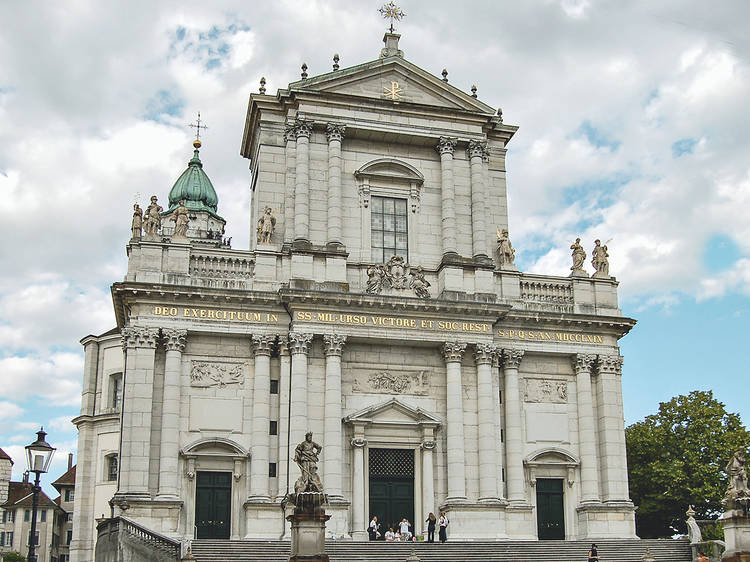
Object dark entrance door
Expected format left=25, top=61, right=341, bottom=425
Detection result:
left=536, top=478, right=565, bottom=540
left=195, top=471, right=232, bottom=539
left=368, top=448, right=414, bottom=536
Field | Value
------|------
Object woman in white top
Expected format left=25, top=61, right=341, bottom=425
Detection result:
left=384, top=528, right=395, bottom=541
left=438, top=512, right=449, bottom=543
left=399, top=518, right=411, bottom=540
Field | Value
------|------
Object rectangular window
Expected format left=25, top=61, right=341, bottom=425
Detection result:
left=111, top=374, right=122, bottom=410
left=40, top=509, right=46, bottom=522
left=499, top=390, right=502, bottom=404
left=28, top=529, right=39, bottom=546
left=269, top=463, right=277, bottom=478
left=64, top=489, right=74, bottom=502
left=269, top=421, right=278, bottom=436
left=270, top=379, right=279, bottom=394
left=9, top=510, right=14, bottom=522
left=67, top=530, right=73, bottom=545
left=24, top=509, right=30, bottom=522
left=0, top=532, right=4, bottom=547
left=6, top=531, right=13, bottom=546
left=107, top=455, right=118, bottom=481
left=501, top=429, right=505, bottom=443
left=371, top=196, right=408, bottom=263
left=1, top=509, right=5, bottom=523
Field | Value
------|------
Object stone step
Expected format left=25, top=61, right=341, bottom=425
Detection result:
left=190, top=538, right=692, bottom=562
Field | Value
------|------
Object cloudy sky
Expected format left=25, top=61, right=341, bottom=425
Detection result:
left=1, top=0, right=748, bottom=486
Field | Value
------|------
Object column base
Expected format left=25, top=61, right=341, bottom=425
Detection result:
left=244, top=500, right=287, bottom=539
left=438, top=502, right=508, bottom=539
left=576, top=501, right=637, bottom=539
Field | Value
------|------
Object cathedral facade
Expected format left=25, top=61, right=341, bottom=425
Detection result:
left=71, top=30, right=636, bottom=561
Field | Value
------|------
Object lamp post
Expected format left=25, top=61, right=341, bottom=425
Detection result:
left=25, top=428, right=56, bottom=562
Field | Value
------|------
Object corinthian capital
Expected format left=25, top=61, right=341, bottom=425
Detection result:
left=251, top=334, right=276, bottom=356
left=475, top=343, right=499, bottom=366
left=287, top=332, right=313, bottom=355
left=121, top=326, right=159, bottom=350
left=283, top=123, right=297, bottom=143
left=292, top=119, right=313, bottom=140
left=162, top=329, right=187, bottom=353
left=323, top=334, right=347, bottom=356
left=436, top=136, right=457, bottom=156
left=442, top=342, right=467, bottom=363
left=501, top=348, right=524, bottom=369
left=597, top=354, right=623, bottom=376
left=278, top=335, right=290, bottom=357
left=467, top=139, right=488, bottom=160
left=326, top=123, right=346, bottom=143
left=572, top=353, right=597, bottom=375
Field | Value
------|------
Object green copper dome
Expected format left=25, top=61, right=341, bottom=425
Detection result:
left=166, top=140, right=223, bottom=219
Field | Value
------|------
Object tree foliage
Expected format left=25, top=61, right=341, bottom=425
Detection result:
left=626, top=390, right=750, bottom=538
left=2, top=552, right=27, bottom=562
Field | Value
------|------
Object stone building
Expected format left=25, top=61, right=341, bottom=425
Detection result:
left=70, top=29, right=636, bottom=561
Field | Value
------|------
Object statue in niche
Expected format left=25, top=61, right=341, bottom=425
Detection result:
left=131, top=203, right=143, bottom=239
left=294, top=432, right=323, bottom=494
left=256, top=206, right=276, bottom=244
left=725, top=449, right=749, bottom=499
left=144, top=195, right=163, bottom=236
left=496, top=227, right=516, bottom=268
left=171, top=199, right=190, bottom=238
left=591, top=239, right=610, bottom=278
left=409, top=266, right=431, bottom=299
left=570, top=237, right=587, bottom=275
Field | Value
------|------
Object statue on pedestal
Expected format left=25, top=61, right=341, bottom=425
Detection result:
left=131, top=204, right=143, bottom=239
left=171, top=199, right=190, bottom=238
left=144, top=195, right=163, bottom=236
left=256, top=206, right=276, bottom=244
left=726, top=450, right=749, bottom=501
left=294, top=432, right=324, bottom=494
left=570, top=237, right=587, bottom=276
left=592, top=239, right=610, bottom=278
left=496, top=227, right=516, bottom=268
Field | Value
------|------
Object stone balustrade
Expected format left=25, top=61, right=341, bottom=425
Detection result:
left=189, top=249, right=255, bottom=288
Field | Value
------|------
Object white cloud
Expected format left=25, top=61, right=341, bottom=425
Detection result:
left=0, top=353, right=83, bottom=406
left=0, top=402, right=24, bottom=421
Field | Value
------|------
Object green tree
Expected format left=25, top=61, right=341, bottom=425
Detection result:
left=2, top=552, right=27, bottom=562
left=626, top=390, right=750, bottom=538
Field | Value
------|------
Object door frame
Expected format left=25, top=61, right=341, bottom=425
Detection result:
left=364, top=445, right=421, bottom=535
left=535, top=477, right=565, bottom=540
left=194, top=470, right=233, bottom=539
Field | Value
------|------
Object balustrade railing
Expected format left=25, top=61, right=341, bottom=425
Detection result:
left=189, top=249, right=255, bottom=288
left=97, top=516, right=181, bottom=560
left=519, top=276, right=574, bottom=312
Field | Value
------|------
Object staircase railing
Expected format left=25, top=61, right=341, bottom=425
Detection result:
left=96, top=516, right=181, bottom=561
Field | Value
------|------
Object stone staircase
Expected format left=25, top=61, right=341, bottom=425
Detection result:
left=190, top=538, right=693, bottom=561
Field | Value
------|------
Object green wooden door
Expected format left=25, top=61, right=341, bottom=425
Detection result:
left=195, top=471, right=232, bottom=539
left=368, top=449, right=414, bottom=534
left=536, top=478, right=565, bottom=540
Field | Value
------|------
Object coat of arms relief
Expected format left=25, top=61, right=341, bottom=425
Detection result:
left=366, top=255, right=430, bottom=299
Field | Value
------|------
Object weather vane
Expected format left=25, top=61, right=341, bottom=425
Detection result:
left=379, top=1, right=405, bottom=33
left=188, top=112, right=208, bottom=142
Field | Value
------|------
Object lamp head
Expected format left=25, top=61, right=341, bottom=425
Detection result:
left=25, top=428, right=56, bottom=474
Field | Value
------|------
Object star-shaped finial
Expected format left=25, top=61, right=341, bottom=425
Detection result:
left=379, top=2, right=406, bottom=33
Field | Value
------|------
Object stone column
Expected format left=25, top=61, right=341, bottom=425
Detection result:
left=573, top=354, right=600, bottom=504
left=157, top=328, right=186, bottom=500
left=283, top=124, right=297, bottom=243
left=596, top=354, right=630, bottom=502
left=117, top=326, right=159, bottom=498
left=249, top=334, right=275, bottom=501
left=436, top=136, right=458, bottom=257
left=323, top=334, right=346, bottom=499
left=442, top=342, right=468, bottom=501
left=293, top=120, right=313, bottom=243
left=502, top=348, right=526, bottom=504
left=277, top=336, right=291, bottom=498
left=492, top=352, right=506, bottom=499
left=475, top=343, right=501, bottom=502
left=288, top=332, right=313, bottom=483
left=421, top=439, right=436, bottom=523
left=467, top=140, right=489, bottom=260
left=326, top=123, right=346, bottom=247
left=350, top=437, right=368, bottom=540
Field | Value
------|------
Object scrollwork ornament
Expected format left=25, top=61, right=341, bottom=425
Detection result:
left=475, top=343, right=499, bottom=366
left=501, top=348, right=525, bottom=369
left=251, top=334, right=276, bottom=356
left=350, top=437, right=367, bottom=448
left=442, top=342, right=467, bottom=363
left=421, top=439, right=437, bottom=451
left=436, top=136, right=457, bottom=156
left=597, top=354, right=623, bottom=376
left=121, top=326, right=159, bottom=350
left=288, top=332, right=313, bottom=355
left=572, top=353, right=597, bottom=375
left=162, top=328, right=187, bottom=353
left=323, top=334, right=347, bottom=356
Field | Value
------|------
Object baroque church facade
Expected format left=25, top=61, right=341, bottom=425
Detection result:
left=70, top=30, right=637, bottom=561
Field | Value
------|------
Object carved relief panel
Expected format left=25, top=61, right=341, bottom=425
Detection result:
left=523, top=377, right=568, bottom=403
left=352, top=369, right=431, bottom=396
left=190, top=361, right=248, bottom=388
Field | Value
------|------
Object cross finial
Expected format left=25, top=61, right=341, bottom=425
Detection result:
left=188, top=112, right=208, bottom=147
left=379, top=2, right=405, bottom=33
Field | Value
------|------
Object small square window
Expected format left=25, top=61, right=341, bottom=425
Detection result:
left=501, top=429, right=505, bottom=443
left=270, top=379, right=279, bottom=394
left=269, top=421, right=278, bottom=435
left=107, top=455, right=118, bottom=482
left=40, top=509, right=46, bottom=522
left=269, top=463, right=277, bottom=478
left=24, top=509, right=30, bottom=522
left=67, top=530, right=73, bottom=545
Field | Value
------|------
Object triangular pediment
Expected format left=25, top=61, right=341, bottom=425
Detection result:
left=289, top=56, right=495, bottom=114
left=344, top=398, right=442, bottom=427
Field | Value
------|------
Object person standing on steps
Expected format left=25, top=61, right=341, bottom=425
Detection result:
left=587, top=543, right=599, bottom=561
left=438, top=511, right=449, bottom=543
left=425, top=512, right=436, bottom=543
left=399, top=517, right=411, bottom=541
left=368, top=515, right=379, bottom=541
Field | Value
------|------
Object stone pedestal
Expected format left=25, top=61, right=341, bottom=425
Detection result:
left=721, top=512, right=750, bottom=561
left=287, top=493, right=330, bottom=562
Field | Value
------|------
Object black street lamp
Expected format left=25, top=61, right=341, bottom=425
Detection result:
left=25, top=428, right=56, bottom=562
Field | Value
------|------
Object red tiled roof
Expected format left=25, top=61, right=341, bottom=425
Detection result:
left=0, top=447, right=13, bottom=463
left=1, top=481, right=60, bottom=510
left=52, top=464, right=76, bottom=490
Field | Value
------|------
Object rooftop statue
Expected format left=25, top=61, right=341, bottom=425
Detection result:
left=131, top=203, right=143, bottom=239
left=592, top=239, right=610, bottom=278
left=570, top=237, right=587, bottom=276
left=257, top=206, right=276, bottom=244
left=171, top=199, right=190, bottom=238
left=497, top=227, right=516, bottom=268
left=144, top=195, right=163, bottom=236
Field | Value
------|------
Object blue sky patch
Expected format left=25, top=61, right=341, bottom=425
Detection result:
left=144, top=89, right=184, bottom=122
left=169, top=21, right=250, bottom=72
left=672, top=137, right=697, bottom=157
left=703, top=234, right=742, bottom=272
left=576, top=120, right=621, bottom=151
